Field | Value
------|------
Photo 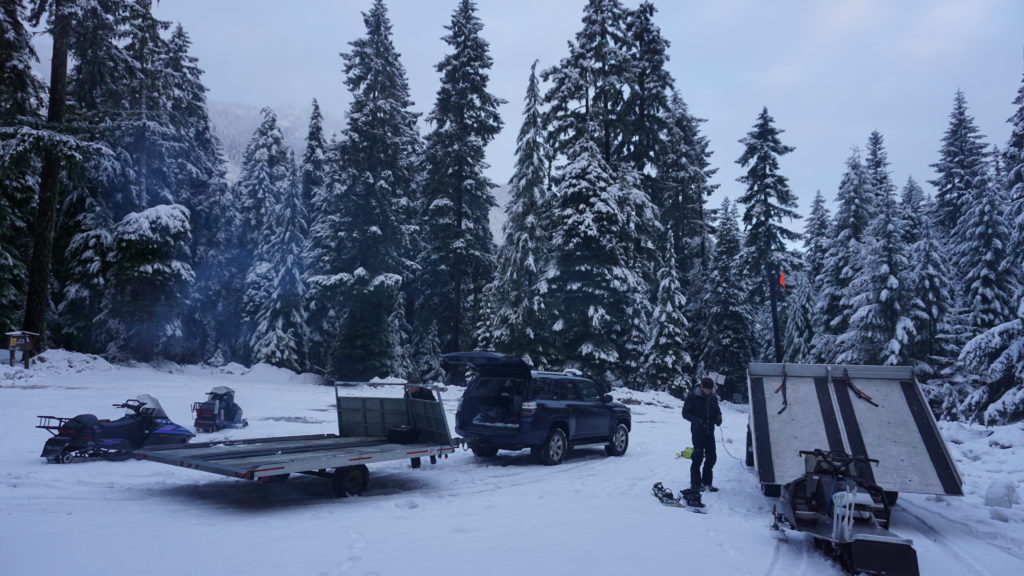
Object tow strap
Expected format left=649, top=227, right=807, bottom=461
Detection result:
left=774, top=363, right=789, bottom=414
left=843, top=369, right=879, bottom=407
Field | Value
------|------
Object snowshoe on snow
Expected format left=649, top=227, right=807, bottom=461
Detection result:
left=681, top=487, right=706, bottom=509
left=652, top=483, right=706, bottom=512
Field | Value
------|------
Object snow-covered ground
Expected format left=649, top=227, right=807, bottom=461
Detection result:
left=2, top=350, right=1022, bottom=576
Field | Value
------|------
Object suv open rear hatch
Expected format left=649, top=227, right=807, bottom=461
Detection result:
left=442, top=352, right=531, bottom=380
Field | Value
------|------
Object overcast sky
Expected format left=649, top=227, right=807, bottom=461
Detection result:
left=149, top=0, right=1022, bottom=224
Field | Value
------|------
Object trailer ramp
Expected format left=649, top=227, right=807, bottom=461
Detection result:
left=748, top=363, right=962, bottom=496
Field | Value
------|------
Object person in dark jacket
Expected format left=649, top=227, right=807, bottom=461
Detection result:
left=682, top=377, right=723, bottom=493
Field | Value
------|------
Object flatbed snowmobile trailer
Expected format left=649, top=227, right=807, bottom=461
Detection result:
left=748, top=363, right=963, bottom=576
left=136, top=385, right=460, bottom=497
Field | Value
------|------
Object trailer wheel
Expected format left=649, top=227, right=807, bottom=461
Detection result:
left=410, top=457, right=422, bottom=468
left=332, top=465, right=369, bottom=497
left=59, top=451, right=75, bottom=465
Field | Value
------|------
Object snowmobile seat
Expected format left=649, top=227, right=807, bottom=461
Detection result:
left=97, top=417, right=144, bottom=440
left=71, top=414, right=100, bottom=428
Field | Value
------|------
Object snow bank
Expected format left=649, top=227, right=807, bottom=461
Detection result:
left=1, top=349, right=114, bottom=383
left=985, top=479, right=1019, bottom=509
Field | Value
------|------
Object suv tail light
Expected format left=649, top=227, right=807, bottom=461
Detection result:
left=521, top=401, right=537, bottom=417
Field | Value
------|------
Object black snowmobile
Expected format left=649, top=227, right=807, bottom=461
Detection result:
left=38, top=395, right=194, bottom=463
left=191, top=386, right=248, bottom=433
left=771, top=449, right=919, bottom=576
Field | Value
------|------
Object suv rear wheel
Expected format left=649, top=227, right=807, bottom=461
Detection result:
left=605, top=423, right=629, bottom=456
left=539, top=427, right=568, bottom=466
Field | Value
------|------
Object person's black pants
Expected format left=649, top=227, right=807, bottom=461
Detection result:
left=690, top=431, right=717, bottom=489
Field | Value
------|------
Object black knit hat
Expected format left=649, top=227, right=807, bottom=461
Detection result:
left=700, top=377, right=715, bottom=390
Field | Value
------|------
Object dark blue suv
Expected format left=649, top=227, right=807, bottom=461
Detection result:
left=446, top=352, right=631, bottom=465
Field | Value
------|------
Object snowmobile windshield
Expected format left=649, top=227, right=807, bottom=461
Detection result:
left=208, top=386, right=234, bottom=401
left=136, top=395, right=169, bottom=419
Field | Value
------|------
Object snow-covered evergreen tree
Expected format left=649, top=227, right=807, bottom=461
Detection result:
left=104, top=204, right=194, bottom=361
left=782, top=269, right=815, bottom=362
left=250, top=160, right=307, bottom=372
left=931, top=90, right=990, bottom=241
left=477, top=61, right=553, bottom=366
left=803, top=190, right=831, bottom=284
left=237, top=108, right=290, bottom=259
left=621, top=1, right=672, bottom=173
left=542, top=0, right=630, bottom=164
left=699, top=198, right=755, bottom=398
left=413, top=320, right=444, bottom=384
left=386, top=293, right=413, bottom=379
left=162, top=24, right=238, bottom=363
left=311, top=0, right=420, bottom=380
left=545, top=134, right=640, bottom=382
left=952, top=71, right=1024, bottom=424
left=958, top=72, right=1024, bottom=422
left=639, top=234, right=691, bottom=394
left=865, top=130, right=895, bottom=209
left=656, top=92, right=717, bottom=284
left=1007, top=73, right=1024, bottom=279
left=0, top=0, right=44, bottom=332
left=956, top=161, right=1013, bottom=338
left=907, top=196, right=956, bottom=373
left=419, top=0, right=503, bottom=353
left=735, top=107, right=800, bottom=362
left=898, top=176, right=929, bottom=247
left=300, top=99, right=326, bottom=216
left=813, top=150, right=874, bottom=362
left=236, top=108, right=292, bottom=361
left=834, top=189, right=918, bottom=365
left=52, top=1, right=219, bottom=359
left=299, top=100, right=332, bottom=369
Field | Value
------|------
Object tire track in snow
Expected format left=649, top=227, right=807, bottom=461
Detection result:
left=900, top=500, right=1024, bottom=563
left=898, top=505, right=992, bottom=576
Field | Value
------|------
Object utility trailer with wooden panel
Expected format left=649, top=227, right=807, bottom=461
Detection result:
left=136, top=386, right=459, bottom=497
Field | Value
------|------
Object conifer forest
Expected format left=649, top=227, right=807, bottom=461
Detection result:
left=2, top=0, right=1023, bottom=424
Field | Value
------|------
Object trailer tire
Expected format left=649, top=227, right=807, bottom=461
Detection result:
left=761, top=483, right=781, bottom=497
left=332, top=465, right=369, bottom=497
left=411, top=457, right=422, bottom=468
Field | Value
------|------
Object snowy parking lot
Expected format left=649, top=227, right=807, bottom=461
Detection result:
left=2, top=351, right=1022, bottom=576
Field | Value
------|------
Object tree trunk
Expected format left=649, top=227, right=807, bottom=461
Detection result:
left=767, top=266, right=783, bottom=363
left=22, top=1, right=69, bottom=346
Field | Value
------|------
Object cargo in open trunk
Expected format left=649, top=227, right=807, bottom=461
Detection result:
left=459, top=376, right=529, bottom=429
